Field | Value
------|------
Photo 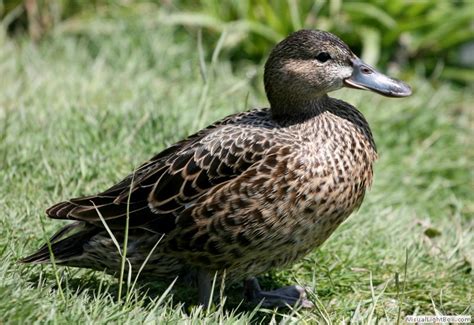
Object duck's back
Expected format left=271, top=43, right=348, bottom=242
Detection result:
left=21, top=108, right=288, bottom=274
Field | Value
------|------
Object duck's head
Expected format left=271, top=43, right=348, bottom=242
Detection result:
left=264, top=29, right=411, bottom=115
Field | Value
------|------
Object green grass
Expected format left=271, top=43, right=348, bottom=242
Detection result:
left=0, top=18, right=472, bottom=323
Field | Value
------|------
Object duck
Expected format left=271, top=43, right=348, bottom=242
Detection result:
left=21, top=29, right=411, bottom=308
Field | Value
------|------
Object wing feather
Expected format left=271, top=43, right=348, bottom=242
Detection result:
left=46, top=109, right=277, bottom=233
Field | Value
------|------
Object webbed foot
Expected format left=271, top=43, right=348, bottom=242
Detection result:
left=244, top=277, right=314, bottom=308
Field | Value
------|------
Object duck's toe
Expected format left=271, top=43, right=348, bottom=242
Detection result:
left=244, top=277, right=314, bottom=308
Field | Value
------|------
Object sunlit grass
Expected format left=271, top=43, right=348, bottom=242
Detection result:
left=0, top=19, right=472, bottom=323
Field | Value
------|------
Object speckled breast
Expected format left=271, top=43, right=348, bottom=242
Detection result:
left=296, top=111, right=376, bottom=233
left=237, top=110, right=378, bottom=275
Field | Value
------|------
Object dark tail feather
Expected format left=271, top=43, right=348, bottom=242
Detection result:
left=46, top=201, right=77, bottom=219
left=20, top=222, right=99, bottom=264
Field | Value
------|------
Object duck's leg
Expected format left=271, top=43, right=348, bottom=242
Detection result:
left=197, top=269, right=212, bottom=307
left=244, top=277, right=314, bottom=308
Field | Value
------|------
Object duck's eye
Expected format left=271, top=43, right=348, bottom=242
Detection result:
left=315, top=52, right=331, bottom=63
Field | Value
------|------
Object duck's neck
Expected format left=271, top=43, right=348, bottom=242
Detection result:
left=270, top=94, right=330, bottom=121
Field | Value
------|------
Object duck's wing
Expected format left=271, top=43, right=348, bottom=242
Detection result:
left=46, top=108, right=278, bottom=233
left=167, top=144, right=295, bottom=261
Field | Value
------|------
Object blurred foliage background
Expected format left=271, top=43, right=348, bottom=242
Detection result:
left=1, top=0, right=473, bottom=84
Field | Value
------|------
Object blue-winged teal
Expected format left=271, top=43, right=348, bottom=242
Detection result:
left=22, top=30, right=411, bottom=308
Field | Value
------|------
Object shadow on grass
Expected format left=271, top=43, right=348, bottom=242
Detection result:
left=23, top=268, right=302, bottom=322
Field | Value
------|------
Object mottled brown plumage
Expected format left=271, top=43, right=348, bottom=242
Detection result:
left=22, top=29, right=411, bottom=307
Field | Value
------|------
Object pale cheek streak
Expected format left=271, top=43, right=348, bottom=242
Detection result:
left=283, top=61, right=352, bottom=89
left=284, top=60, right=352, bottom=76
left=283, top=60, right=312, bottom=75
